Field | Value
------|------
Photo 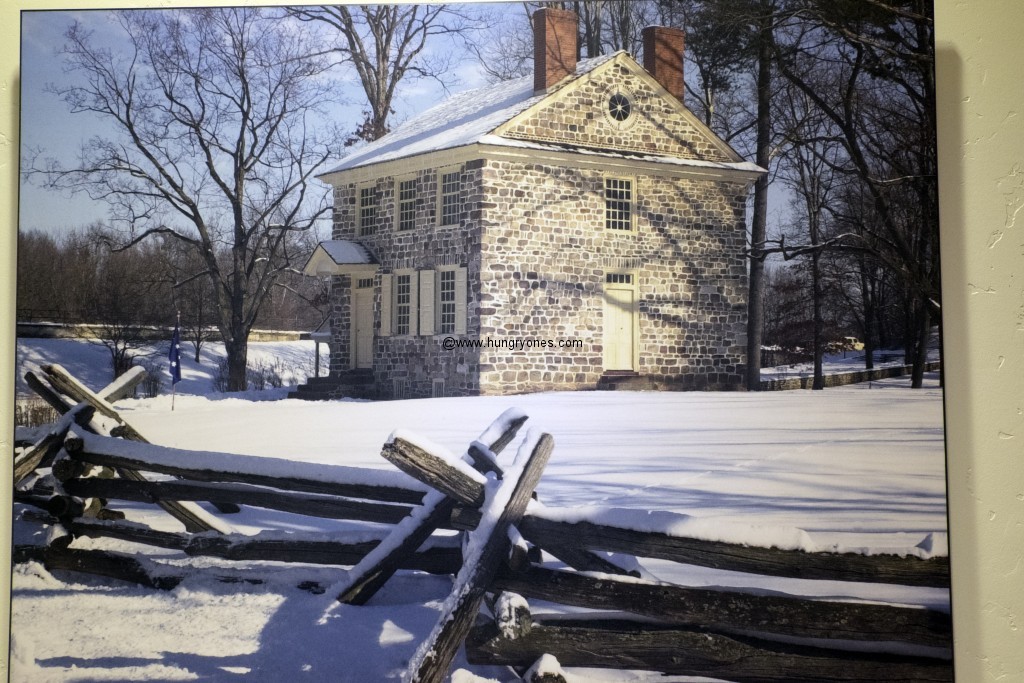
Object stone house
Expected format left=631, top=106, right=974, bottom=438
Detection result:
left=297, top=8, right=763, bottom=400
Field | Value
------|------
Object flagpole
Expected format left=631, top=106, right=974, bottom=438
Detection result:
left=171, top=310, right=180, bottom=412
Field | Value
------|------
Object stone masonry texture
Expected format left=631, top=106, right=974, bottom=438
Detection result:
left=323, top=56, right=751, bottom=399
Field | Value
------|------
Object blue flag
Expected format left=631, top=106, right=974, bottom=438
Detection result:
left=169, top=323, right=182, bottom=385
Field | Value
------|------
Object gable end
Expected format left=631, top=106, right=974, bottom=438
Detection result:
left=494, top=53, right=741, bottom=164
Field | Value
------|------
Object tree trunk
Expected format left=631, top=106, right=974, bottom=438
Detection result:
left=912, top=302, right=930, bottom=389
left=111, top=346, right=134, bottom=378
left=811, top=252, right=824, bottom=390
left=745, top=4, right=773, bottom=391
left=859, top=256, right=875, bottom=370
left=224, top=332, right=248, bottom=392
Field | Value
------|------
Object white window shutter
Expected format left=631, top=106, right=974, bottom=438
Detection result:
left=408, top=271, right=420, bottom=336
left=379, top=274, right=392, bottom=337
left=454, top=266, right=468, bottom=335
left=419, top=269, right=435, bottom=336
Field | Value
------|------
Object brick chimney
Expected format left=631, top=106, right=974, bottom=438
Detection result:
left=642, top=26, right=686, bottom=103
left=534, top=8, right=578, bottom=94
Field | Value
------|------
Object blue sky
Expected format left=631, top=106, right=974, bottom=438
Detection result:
left=17, top=7, right=493, bottom=236
left=18, top=5, right=792, bottom=240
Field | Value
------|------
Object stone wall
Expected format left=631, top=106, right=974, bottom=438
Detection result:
left=502, top=59, right=733, bottom=162
left=325, top=160, right=750, bottom=397
left=322, top=53, right=753, bottom=398
left=760, top=362, right=942, bottom=391
left=476, top=159, right=749, bottom=394
left=327, top=274, right=352, bottom=376
left=328, top=162, right=486, bottom=398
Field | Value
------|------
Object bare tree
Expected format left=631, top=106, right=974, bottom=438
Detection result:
left=82, top=234, right=171, bottom=379
left=157, top=238, right=216, bottom=364
left=16, top=230, right=64, bottom=322
left=470, top=6, right=535, bottom=83
left=774, top=75, right=848, bottom=389
left=471, top=1, right=658, bottom=84
left=288, top=4, right=477, bottom=144
left=771, top=0, right=939, bottom=387
left=655, top=0, right=752, bottom=137
left=31, top=8, right=335, bottom=390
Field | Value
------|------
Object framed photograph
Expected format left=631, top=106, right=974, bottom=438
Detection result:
left=5, top=2, right=1008, bottom=681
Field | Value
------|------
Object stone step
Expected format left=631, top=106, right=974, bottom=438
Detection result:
left=287, top=390, right=335, bottom=400
left=596, top=372, right=658, bottom=391
left=289, top=370, right=377, bottom=401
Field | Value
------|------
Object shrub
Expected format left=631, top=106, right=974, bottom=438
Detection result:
left=138, top=360, right=165, bottom=398
left=212, top=358, right=231, bottom=393
left=247, top=358, right=287, bottom=390
left=14, top=398, right=59, bottom=428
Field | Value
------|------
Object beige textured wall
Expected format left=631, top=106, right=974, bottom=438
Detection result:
left=2, top=1, right=1022, bottom=678
left=935, top=2, right=1024, bottom=679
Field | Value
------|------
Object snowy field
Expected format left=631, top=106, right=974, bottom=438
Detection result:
left=13, top=336, right=324, bottom=400
left=10, top=338, right=950, bottom=682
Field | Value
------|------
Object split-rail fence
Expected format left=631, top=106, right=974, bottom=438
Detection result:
left=11, top=364, right=953, bottom=682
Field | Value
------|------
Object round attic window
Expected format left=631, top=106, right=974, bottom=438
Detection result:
left=609, top=93, right=631, bottom=121
left=602, top=88, right=638, bottom=130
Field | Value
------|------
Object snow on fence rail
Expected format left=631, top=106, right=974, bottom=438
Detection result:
left=10, top=364, right=953, bottom=682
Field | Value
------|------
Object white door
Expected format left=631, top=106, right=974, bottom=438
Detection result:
left=353, top=286, right=374, bottom=369
left=603, top=280, right=635, bottom=371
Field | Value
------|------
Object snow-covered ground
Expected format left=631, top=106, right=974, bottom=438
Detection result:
left=760, top=349, right=935, bottom=379
left=10, top=338, right=949, bottom=682
left=14, top=336, right=325, bottom=400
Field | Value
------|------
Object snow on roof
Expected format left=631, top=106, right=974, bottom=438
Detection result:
left=318, top=240, right=373, bottom=265
left=321, top=53, right=619, bottom=175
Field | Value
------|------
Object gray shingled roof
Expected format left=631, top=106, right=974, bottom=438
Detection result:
left=320, top=53, right=618, bottom=175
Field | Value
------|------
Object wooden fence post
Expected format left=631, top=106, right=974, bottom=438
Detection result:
left=333, top=410, right=527, bottom=606
left=13, top=404, right=95, bottom=485
left=42, top=364, right=231, bottom=533
left=406, top=431, right=554, bottom=683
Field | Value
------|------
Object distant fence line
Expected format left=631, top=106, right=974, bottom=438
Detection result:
left=760, top=361, right=942, bottom=391
left=16, top=321, right=313, bottom=343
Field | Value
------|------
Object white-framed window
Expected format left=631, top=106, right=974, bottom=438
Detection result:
left=394, top=272, right=413, bottom=335
left=380, top=270, right=419, bottom=337
left=438, top=269, right=457, bottom=333
left=436, top=266, right=467, bottom=335
left=380, top=266, right=465, bottom=338
left=358, top=185, right=378, bottom=236
left=397, top=178, right=417, bottom=231
left=438, top=169, right=461, bottom=226
left=604, top=177, right=633, bottom=231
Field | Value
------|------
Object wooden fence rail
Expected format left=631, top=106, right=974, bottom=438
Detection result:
left=60, top=426, right=950, bottom=589
left=63, top=426, right=428, bottom=504
left=466, top=616, right=953, bottom=682
left=514, top=514, right=950, bottom=589
left=492, top=564, right=951, bottom=647
left=60, top=477, right=416, bottom=525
